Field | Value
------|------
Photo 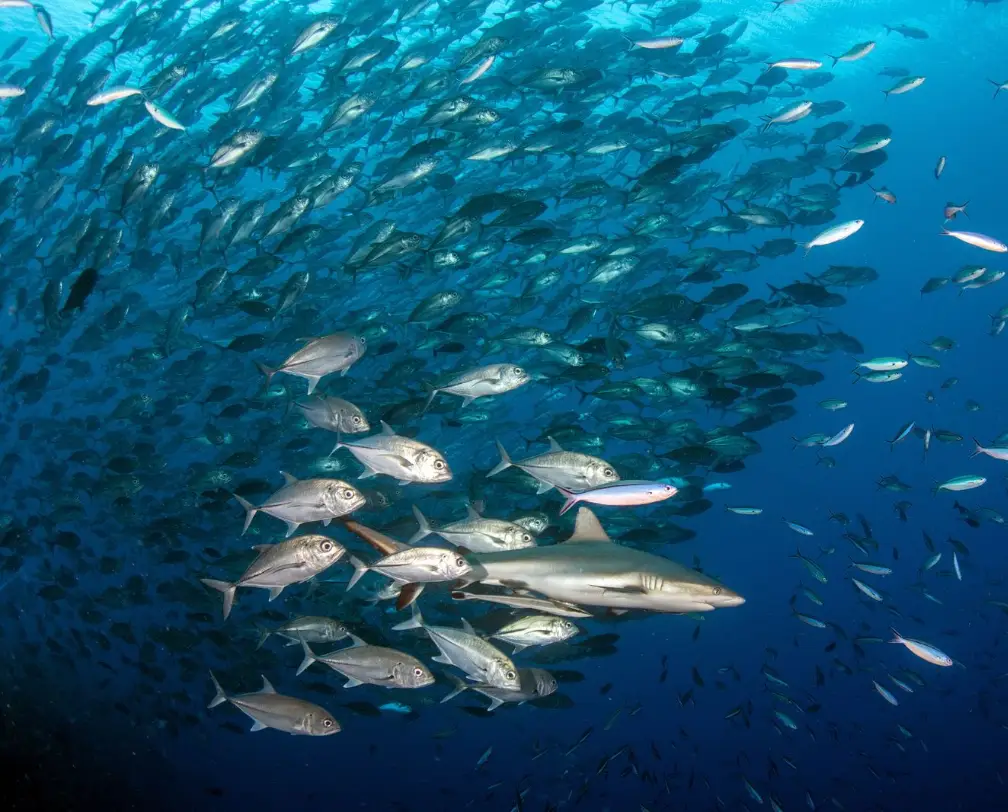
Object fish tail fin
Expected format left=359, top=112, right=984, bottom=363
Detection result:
left=828, top=55, right=839, bottom=68
left=296, top=640, right=316, bottom=676
left=409, top=504, right=433, bottom=544
left=487, top=440, right=512, bottom=477
left=201, top=578, right=237, bottom=620
left=347, top=555, right=368, bottom=591
left=254, top=360, right=276, bottom=388
left=888, top=627, right=903, bottom=644
left=391, top=604, right=424, bottom=632
left=440, top=673, right=469, bottom=704
left=208, top=670, right=228, bottom=708
left=329, top=428, right=343, bottom=458
left=961, top=201, right=969, bottom=218
left=254, top=626, right=270, bottom=651
left=421, top=382, right=438, bottom=414
left=232, top=492, right=258, bottom=534
left=557, top=486, right=577, bottom=516
left=970, top=438, right=983, bottom=459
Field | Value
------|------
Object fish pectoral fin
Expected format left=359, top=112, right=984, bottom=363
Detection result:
left=535, top=481, right=553, bottom=495
left=267, top=586, right=285, bottom=601
left=249, top=720, right=267, bottom=732
left=358, top=466, right=378, bottom=479
left=431, top=654, right=453, bottom=665
left=342, top=677, right=363, bottom=688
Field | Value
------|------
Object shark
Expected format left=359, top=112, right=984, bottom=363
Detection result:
left=462, top=508, right=745, bottom=613
left=343, top=510, right=744, bottom=614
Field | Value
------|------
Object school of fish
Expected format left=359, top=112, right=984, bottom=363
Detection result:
left=2, top=0, right=1008, bottom=809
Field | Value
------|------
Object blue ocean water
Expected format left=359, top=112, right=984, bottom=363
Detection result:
left=3, top=1, right=1008, bottom=810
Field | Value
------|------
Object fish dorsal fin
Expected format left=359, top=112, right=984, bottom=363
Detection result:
left=466, top=504, right=482, bottom=520
left=259, top=675, right=277, bottom=694
left=547, top=436, right=563, bottom=452
left=460, top=617, right=477, bottom=635
left=280, top=471, right=298, bottom=486
left=347, top=632, right=367, bottom=648
left=380, top=420, right=396, bottom=436
left=567, top=508, right=611, bottom=544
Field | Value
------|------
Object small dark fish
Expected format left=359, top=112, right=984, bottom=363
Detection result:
left=61, top=267, right=98, bottom=315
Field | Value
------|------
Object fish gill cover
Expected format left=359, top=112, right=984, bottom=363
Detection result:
left=1, top=0, right=1008, bottom=809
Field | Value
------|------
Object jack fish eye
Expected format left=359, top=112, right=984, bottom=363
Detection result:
left=455, top=557, right=465, bottom=568
left=413, top=667, right=424, bottom=678
left=323, top=718, right=333, bottom=728
left=512, top=366, right=523, bottom=376
left=433, top=459, right=445, bottom=470
left=342, top=488, right=356, bottom=500
left=505, top=670, right=516, bottom=681
left=320, top=540, right=334, bottom=552
left=603, top=467, right=614, bottom=477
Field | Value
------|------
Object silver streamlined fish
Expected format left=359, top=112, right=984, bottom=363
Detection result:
left=393, top=606, right=522, bottom=692
left=296, top=633, right=435, bottom=689
left=201, top=533, right=347, bottom=619
left=208, top=673, right=339, bottom=735
left=409, top=504, right=536, bottom=552
left=489, top=437, right=620, bottom=494
left=332, top=421, right=452, bottom=484
left=257, top=332, right=367, bottom=395
left=423, top=363, right=530, bottom=411
left=232, top=471, right=365, bottom=536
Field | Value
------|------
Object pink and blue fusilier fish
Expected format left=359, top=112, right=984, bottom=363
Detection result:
left=555, top=480, right=678, bottom=516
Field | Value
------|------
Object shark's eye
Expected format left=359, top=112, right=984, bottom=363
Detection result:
left=713, top=587, right=722, bottom=596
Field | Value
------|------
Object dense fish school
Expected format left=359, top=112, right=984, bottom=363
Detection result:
left=1, top=0, right=1008, bottom=809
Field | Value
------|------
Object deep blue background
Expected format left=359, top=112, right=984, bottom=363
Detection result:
left=3, top=1, right=1008, bottom=810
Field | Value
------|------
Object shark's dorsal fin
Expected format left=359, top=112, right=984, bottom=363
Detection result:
left=547, top=436, right=563, bottom=452
left=380, top=420, right=396, bottom=436
left=567, top=508, right=611, bottom=543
